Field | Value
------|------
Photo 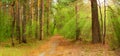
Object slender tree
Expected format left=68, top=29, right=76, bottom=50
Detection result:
left=46, top=0, right=51, bottom=36
left=36, top=0, right=40, bottom=38
left=103, top=0, right=107, bottom=44
left=31, top=0, right=34, bottom=24
left=39, top=0, right=44, bottom=40
left=91, top=0, right=102, bottom=43
left=11, top=1, right=15, bottom=46
left=0, top=2, right=1, bottom=8
left=15, top=0, right=21, bottom=43
left=75, top=1, right=80, bottom=40
left=98, top=0, right=103, bottom=39
left=22, top=0, right=27, bottom=43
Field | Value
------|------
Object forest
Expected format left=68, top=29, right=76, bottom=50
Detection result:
left=0, top=0, right=120, bottom=56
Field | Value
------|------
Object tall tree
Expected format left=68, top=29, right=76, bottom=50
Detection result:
left=91, top=0, right=102, bottom=43
left=75, top=1, right=80, bottom=40
left=46, top=0, right=51, bottom=36
left=39, top=0, right=44, bottom=40
left=36, top=0, right=40, bottom=38
left=22, top=0, right=27, bottom=43
left=103, top=0, right=107, bottom=44
left=11, top=1, right=15, bottom=46
left=31, top=0, right=34, bottom=24
left=0, top=2, right=1, bottom=8
left=15, top=0, right=21, bottom=43
left=98, top=0, right=103, bottom=39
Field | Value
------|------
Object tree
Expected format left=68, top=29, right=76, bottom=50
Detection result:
left=37, top=0, right=40, bottom=39
left=91, top=0, right=102, bottom=43
left=46, top=0, right=51, bottom=36
left=98, top=0, right=103, bottom=41
left=15, top=0, right=21, bottom=43
left=75, top=1, right=80, bottom=40
left=22, top=0, right=27, bottom=43
left=39, top=0, right=44, bottom=40
left=11, top=1, right=15, bottom=46
left=31, top=0, right=34, bottom=24
left=0, top=2, right=1, bottom=8
left=103, top=0, right=107, bottom=44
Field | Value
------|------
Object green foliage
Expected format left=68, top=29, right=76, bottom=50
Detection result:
left=60, top=18, right=76, bottom=39
left=26, top=20, right=37, bottom=38
left=108, top=7, right=120, bottom=49
left=58, top=0, right=76, bottom=5
left=1, top=0, right=13, bottom=4
left=0, top=11, right=12, bottom=42
left=52, top=2, right=92, bottom=40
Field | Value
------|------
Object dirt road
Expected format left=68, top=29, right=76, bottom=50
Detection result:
left=28, top=35, right=116, bottom=56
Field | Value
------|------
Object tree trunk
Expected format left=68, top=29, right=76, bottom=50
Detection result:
left=75, top=2, right=80, bottom=40
left=103, top=0, right=107, bottom=44
left=31, top=0, right=34, bottom=24
left=22, top=0, right=27, bottom=43
left=15, top=0, right=21, bottom=43
left=46, top=0, right=51, bottom=36
left=40, top=0, right=44, bottom=40
left=91, top=0, right=102, bottom=43
left=98, top=0, right=103, bottom=40
left=11, top=1, right=15, bottom=46
left=0, top=2, right=2, bottom=9
left=37, top=0, right=40, bottom=39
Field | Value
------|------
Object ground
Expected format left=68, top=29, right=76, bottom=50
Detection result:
left=28, top=35, right=116, bottom=56
left=0, top=38, right=46, bottom=56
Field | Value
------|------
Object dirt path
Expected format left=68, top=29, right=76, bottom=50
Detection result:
left=28, top=35, right=116, bottom=56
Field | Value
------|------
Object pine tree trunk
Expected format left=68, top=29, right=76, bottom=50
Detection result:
left=98, top=0, right=103, bottom=40
left=91, top=0, right=102, bottom=43
left=0, top=2, right=1, bottom=9
left=37, top=0, right=40, bottom=39
left=15, top=0, right=21, bottom=43
left=11, top=1, right=15, bottom=46
left=40, top=0, right=44, bottom=40
left=35, top=0, right=38, bottom=38
left=75, top=2, right=79, bottom=40
left=31, top=0, right=34, bottom=24
left=103, top=0, right=106, bottom=44
left=46, top=0, right=50, bottom=36
left=22, top=0, right=27, bottom=43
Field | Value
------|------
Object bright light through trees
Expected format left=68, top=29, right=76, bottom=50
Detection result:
left=83, top=0, right=110, bottom=6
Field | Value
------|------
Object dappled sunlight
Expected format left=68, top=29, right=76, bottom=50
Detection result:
left=30, top=35, right=116, bottom=56
left=0, top=0, right=120, bottom=56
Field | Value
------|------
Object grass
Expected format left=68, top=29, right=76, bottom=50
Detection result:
left=0, top=38, right=49, bottom=56
left=0, top=47, right=27, bottom=56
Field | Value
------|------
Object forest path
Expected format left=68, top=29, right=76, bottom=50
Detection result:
left=28, top=35, right=116, bottom=56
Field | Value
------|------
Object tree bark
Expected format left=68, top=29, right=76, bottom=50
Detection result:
left=15, top=0, right=21, bottom=43
left=46, top=0, right=51, bottom=36
left=11, top=1, right=15, bottom=46
left=31, top=0, right=34, bottom=24
left=39, top=0, right=44, bottom=40
left=36, top=0, right=40, bottom=39
left=91, top=0, right=102, bottom=43
left=98, top=0, right=103, bottom=40
left=0, top=2, right=1, bottom=9
left=75, top=2, right=80, bottom=40
left=103, top=0, right=107, bottom=44
left=22, top=0, right=27, bottom=43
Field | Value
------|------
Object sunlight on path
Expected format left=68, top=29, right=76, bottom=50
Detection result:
left=39, top=52, right=45, bottom=56
left=30, top=35, right=116, bottom=56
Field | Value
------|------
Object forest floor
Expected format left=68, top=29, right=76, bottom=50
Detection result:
left=28, top=35, right=117, bottom=56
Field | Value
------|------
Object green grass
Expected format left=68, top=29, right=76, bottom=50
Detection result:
left=0, top=47, right=27, bottom=56
left=0, top=38, right=48, bottom=56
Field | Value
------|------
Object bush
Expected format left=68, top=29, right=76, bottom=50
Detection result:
left=108, top=8, right=120, bottom=49
left=0, top=11, right=12, bottom=42
left=26, top=20, right=37, bottom=38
